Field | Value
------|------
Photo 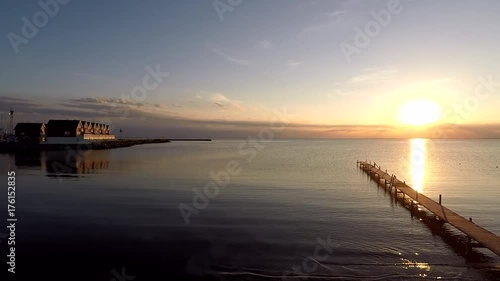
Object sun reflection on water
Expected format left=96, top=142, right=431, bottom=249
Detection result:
left=401, top=258, right=431, bottom=271
left=410, top=139, right=427, bottom=193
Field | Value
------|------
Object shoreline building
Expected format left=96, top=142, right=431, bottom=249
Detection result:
left=45, top=120, right=115, bottom=145
left=14, top=123, right=47, bottom=144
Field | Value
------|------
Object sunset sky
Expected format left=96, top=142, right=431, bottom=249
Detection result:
left=1, top=0, right=500, bottom=138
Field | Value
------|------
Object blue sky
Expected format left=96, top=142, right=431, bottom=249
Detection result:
left=1, top=0, right=500, bottom=138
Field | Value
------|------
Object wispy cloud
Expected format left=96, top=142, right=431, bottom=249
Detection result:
left=206, top=43, right=251, bottom=66
left=413, top=77, right=453, bottom=86
left=231, top=101, right=241, bottom=109
left=211, top=93, right=229, bottom=102
left=346, top=67, right=399, bottom=84
left=210, top=93, right=242, bottom=110
left=323, top=10, right=345, bottom=22
left=300, top=10, right=345, bottom=36
left=255, top=40, right=273, bottom=50
left=214, top=101, right=225, bottom=109
left=300, top=21, right=338, bottom=36
left=287, top=60, right=302, bottom=71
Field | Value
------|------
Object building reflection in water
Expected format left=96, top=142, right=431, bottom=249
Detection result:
left=12, top=150, right=110, bottom=178
left=410, top=138, right=427, bottom=193
left=15, top=152, right=43, bottom=168
left=45, top=150, right=110, bottom=177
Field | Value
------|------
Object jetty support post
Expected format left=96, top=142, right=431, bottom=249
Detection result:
left=466, top=236, right=472, bottom=255
left=465, top=218, right=474, bottom=254
left=439, top=194, right=442, bottom=205
left=410, top=200, right=415, bottom=217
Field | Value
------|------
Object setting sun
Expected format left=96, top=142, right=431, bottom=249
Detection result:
left=399, top=100, right=442, bottom=126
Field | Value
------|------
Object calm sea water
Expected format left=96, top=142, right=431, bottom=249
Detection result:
left=1, top=139, right=499, bottom=280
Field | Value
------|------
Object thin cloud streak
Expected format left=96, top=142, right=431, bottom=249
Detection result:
left=346, top=67, right=399, bottom=84
left=206, top=43, right=251, bottom=66
left=286, top=60, right=302, bottom=71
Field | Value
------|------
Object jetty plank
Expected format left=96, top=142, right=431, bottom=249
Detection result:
left=357, top=160, right=500, bottom=257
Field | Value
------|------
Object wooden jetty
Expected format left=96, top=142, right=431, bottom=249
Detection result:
left=357, top=160, right=500, bottom=257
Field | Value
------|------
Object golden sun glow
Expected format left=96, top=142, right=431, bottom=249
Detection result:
left=399, top=100, right=442, bottom=126
left=410, top=138, right=427, bottom=193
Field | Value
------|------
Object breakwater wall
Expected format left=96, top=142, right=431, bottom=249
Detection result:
left=0, top=138, right=170, bottom=153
